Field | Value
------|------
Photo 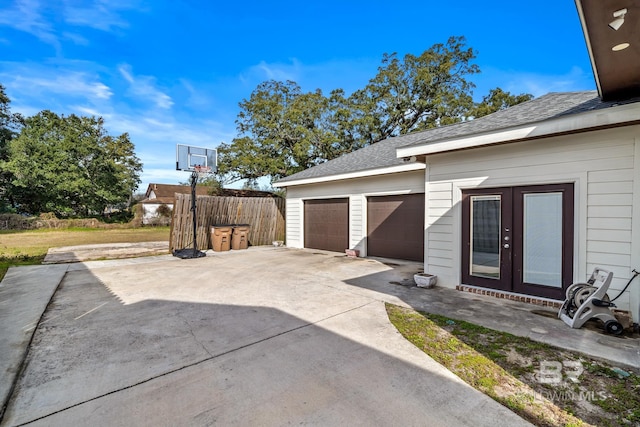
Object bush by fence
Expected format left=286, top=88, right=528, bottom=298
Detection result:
left=0, top=212, right=144, bottom=230
left=170, top=194, right=285, bottom=251
left=0, top=213, right=104, bottom=230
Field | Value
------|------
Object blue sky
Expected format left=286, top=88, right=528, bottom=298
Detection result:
left=0, top=0, right=596, bottom=192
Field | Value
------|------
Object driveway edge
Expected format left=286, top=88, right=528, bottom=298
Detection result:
left=0, top=265, right=68, bottom=423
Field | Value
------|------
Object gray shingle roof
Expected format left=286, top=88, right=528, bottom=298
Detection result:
left=276, top=91, right=639, bottom=184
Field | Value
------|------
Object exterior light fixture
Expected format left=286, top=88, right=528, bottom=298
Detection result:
left=612, top=42, right=630, bottom=51
left=609, top=8, right=627, bottom=30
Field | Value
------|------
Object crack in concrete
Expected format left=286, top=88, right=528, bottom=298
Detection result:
left=175, top=312, right=213, bottom=358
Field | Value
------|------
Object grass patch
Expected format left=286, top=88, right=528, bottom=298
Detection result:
left=0, top=255, right=45, bottom=275
left=0, top=227, right=170, bottom=280
left=387, top=303, right=640, bottom=427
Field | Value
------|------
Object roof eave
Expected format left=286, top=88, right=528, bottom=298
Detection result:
left=396, top=101, right=640, bottom=158
left=272, top=162, right=426, bottom=188
left=574, top=0, right=603, bottom=99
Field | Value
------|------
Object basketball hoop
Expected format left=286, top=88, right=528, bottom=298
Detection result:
left=173, top=145, right=216, bottom=260
left=193, top=165, right=211, bottom=179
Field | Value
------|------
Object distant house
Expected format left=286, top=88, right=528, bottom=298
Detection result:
left=139, top=183, right=277, bottom=225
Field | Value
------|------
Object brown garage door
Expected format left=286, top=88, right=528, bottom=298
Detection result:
left=367, top=194, right=424, bottom=261
left=304, top=198, right=349, bottom=253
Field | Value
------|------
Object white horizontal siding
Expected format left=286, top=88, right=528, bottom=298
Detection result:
left=424, top=125, right=638, bottom=316
left=587, top=229, right=632, bottom=243
left=350, top=195, right=364, bottom=252
left=427, top=265, right=454, bottom=278
left=586, top=251, right=631, bottom=267
left=588, top=240, right=632, bottom=255
left=588, top=206, right=632, bottom=218
left=588, top=169, right=634, bottom=182
left=284, top=199, right=303, bottom=248
left=429, top=240, right=454, bottom=250
left=588, top=217, right=632, bottom=230
left=589, top=181, right=633, bottom=194
left=428, top=256, right=454, bottom=269
left=428, top=207, right=453, bottom=218
left=429, top=136, right=633, bottom=174
left=428, top=248, right=452, bottom=259
left=585, top=149, right=635, bottom=311
left=588, top=194, right=632, bottom=206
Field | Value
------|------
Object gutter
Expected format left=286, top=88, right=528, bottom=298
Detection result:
left=272, top=162, right=425, bottom=188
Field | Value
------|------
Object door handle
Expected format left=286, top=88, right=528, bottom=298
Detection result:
left=503, top=243, right=510, bottom=249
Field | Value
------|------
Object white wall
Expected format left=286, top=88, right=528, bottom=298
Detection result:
left=285, top=170, right=425, bottom=256
left=141, top=203, right=173, bottom=225
left=424, top=125, right=640, bottom=322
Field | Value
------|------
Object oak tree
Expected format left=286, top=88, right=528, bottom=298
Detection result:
left=217, top=37, right=532, bottom=184
left=5, top=111, right=142, bottom=217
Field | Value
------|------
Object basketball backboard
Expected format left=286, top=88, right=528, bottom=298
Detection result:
left=176, top=144, right=217, bottom=172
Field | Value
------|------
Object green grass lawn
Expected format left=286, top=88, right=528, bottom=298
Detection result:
left=387, top=303, right=640, bottom=427
left=0, top=227, right=170, bottom=279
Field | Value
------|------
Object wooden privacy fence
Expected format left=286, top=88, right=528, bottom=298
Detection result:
left=170, top=194, right=285, bottom=251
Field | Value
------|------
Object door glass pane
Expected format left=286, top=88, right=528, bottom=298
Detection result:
left=523, top=192, right=562, bottom=287
left=470, top=195, right=501, bottom=279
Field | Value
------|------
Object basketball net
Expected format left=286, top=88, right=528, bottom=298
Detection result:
left=193, top=165, right=211, bottom=180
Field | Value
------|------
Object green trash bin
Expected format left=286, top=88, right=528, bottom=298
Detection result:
left=231, top=224, right=251, bottom=250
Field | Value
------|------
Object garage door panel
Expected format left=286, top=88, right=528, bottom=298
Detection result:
left=304, top=199, right=349, bottom=253
left=367, top=194, right=424, bottom=261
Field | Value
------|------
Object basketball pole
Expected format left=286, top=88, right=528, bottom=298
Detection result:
left=174, top=144, right=215, bottom=260
left=173, top=167, right=206, bottom=259
left=190, top=169, right=198, bottom=257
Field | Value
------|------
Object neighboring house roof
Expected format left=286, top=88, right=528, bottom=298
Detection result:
left=143, top=184, right=210, bottom=204
left=141, top=184, right=279, bottom=204
left=274, top=91, right=640, bottom=187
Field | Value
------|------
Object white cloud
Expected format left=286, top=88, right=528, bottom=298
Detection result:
left=474, top=66, right=595, bottom=99
left=0, top=0, right=146, bottom=52
left=180, top=79, right=212, bottom=109
left=0, top=59, right=232, bottom=192
left=63, top=4, right=125, bottom=31
left=0, top=0, right=60, bottom=49
left=240, top=59, right=302, bottom=85
left=239, top=57, right=378, bottom=96
left=62, top=31, right=89, bottom=45
left=0, top=62, right=113, bottom=112
left=2, top=67, right=113, bottom=103
left=118, top=64, right=173, bottom=110
left=63, top=0, right=146, bottom=31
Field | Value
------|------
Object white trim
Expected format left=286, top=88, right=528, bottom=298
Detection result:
left=424, top=166, right=430, bottom=268
left=574, top=1, right=602, bottom=98
left=630, top=137, right=640, bottom=323
left=576, top=174, right=588, bottom=285
left=273, top=163, right=425, bottom=187
left=397, top=102, right=640, bottom=158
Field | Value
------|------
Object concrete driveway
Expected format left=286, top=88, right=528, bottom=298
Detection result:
left=1, top=247, right=530, bottom=426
